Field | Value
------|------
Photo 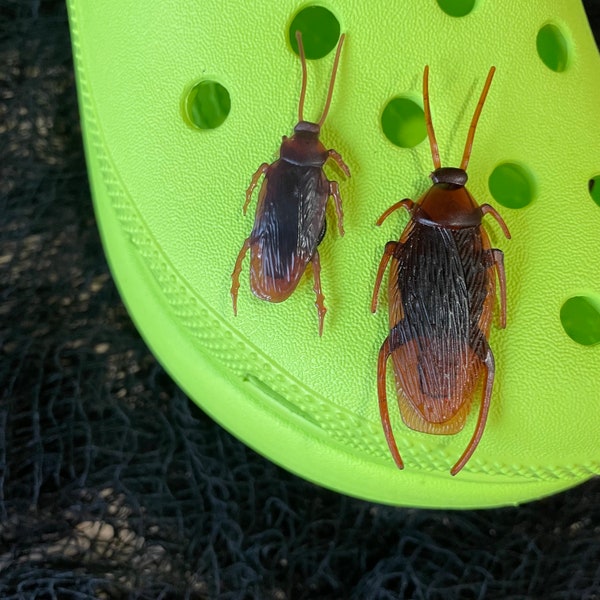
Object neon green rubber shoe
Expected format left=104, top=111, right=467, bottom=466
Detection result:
left=67, top=0, right=600, bottom=508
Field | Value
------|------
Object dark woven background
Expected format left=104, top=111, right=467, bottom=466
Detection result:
left=2, top=1, right=600, bottom=598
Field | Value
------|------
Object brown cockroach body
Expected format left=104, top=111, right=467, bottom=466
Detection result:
left=372, top=66, right=511, bottom=476
left=231, top=32, right=350, bottom=336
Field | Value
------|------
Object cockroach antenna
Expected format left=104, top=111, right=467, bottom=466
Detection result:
left=461, top=66, right=496, bottom=171
left=294, top=30, right=345, bottom=126
left=318, top=33, right=345, bottom=126
left=295, top=30, right=308, bottom=123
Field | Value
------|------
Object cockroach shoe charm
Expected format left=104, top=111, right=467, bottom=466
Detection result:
left=231, top=31, right=350, bottom=336
left=372, top=66, right=511, bottom=475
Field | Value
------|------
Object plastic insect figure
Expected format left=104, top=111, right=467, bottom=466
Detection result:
left=371, top=66, right=511, bottom=475
left=231, top=31, right=350, bottom=336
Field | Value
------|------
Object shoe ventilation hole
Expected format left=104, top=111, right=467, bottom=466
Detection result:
left=288, top=6, right=341, bottom=60
left=436, top=0, right=477, bottom=18
left=537, top=23, right=570, bottom=72
left=183, top=80, right=231, bottom=130
left=560, top=296, right=600, bottom=346
left=588, top=176, right=600, bottom=207
left=381, top=97, right=427, bottom=149
left=488, top=162, right=535, bottom=209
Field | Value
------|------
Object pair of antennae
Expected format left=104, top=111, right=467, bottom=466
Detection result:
left=423, top=64, right=496, bottom=172
left=295, top=30, right=345, bottom=127
left=293, top=33, right=494, bottom=171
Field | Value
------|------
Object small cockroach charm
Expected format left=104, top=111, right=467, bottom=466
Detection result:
left=231, top=31, right=350, bottom=336
left=372, top=66, right=511, bottom=475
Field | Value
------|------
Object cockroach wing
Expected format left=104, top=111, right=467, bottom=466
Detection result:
left=249, top=160, right=329, bottom=302
left=388, top=223, right=494, bottom=434
left=474, top=225, right=497, bottom=339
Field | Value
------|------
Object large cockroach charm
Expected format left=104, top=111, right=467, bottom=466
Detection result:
left=231, top=31, right=350, bottom=336
left=372, top=66, right=511, bottom=475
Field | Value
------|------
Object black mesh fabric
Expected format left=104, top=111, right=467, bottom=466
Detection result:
left=2, top=2, right=600, bottom=598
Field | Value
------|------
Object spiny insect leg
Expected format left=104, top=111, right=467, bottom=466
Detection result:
left=376, top=199, right=414, bottom=226
left=311, top=249, right=327, bottom=336
left=327, top=148, right=351, bottom=178
left=490, top=248, right=507, bottom=328
left=450, top=340, right=494, bottom=476
left=371, top=241, right=398, bottom=314
left=481, top=203, right=511, bottom=239
left=231, top=238, right=251, bottom=315
left=378, top=339, right=404, bottom=469
left=243, top=163, right=269, bottom=215
left=328, top=180, right=345, bottom=236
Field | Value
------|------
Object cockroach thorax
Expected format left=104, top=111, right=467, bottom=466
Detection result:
left=294, top=121, right=321, bottom=136
left=280, top=121, right=327, bottom=166
left=430, top=167, right=468, bottom=188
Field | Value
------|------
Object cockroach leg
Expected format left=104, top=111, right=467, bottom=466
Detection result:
left=378, top=339, right=405, bottom=469
left=376, top=199, right=414, bottom=226
left=371, top=241, right=398, bottom=314
left=490, top=248, right=507, bottom=328
left=311, top=249, right=327, bottom=336
left=450, top=341, right=495, bottom=476
left=231, top=238, right=252, bottom=315
left=243, top=163, right=269, bottom=215
left=328, top=180, right=345, bottom=236
left=327, top=148, right=351, bottom=178
left=481, top=204, right=511, bottom=239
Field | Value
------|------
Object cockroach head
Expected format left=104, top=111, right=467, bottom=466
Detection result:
left=430, top=167, right=468, bottom=188
left=294, top=121, right=321, bottom=136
